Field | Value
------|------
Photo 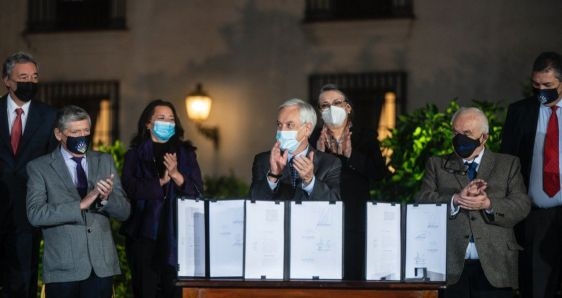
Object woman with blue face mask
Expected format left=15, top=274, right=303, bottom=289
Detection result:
left=120, top=99, right=203, bottom=298
left=310, top=84, right=389, bottom=281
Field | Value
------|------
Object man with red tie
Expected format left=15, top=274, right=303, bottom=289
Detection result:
left=0, top=52, right=57, bottom=298
left=501, top=52, right=562, bottom=298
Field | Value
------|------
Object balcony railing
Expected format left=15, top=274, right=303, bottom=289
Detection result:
left=28, top=0, right=126, bottom=32
left=305, top=0, right=414, bottom=22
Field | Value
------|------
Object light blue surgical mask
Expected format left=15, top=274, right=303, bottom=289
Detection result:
left=152, top=121, right=175, bottom=142
left=276, top=130, right=301, bottom=153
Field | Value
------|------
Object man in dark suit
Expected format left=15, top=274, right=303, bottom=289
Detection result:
left=26, top=105, right=130, bottom=298
left=501, top=51, right=562, bottom=298
left=0, top=52, right=57, bottom=298
left=250, top=98, right=341, bottom=201
left=416, top=107, right=530, bottom=298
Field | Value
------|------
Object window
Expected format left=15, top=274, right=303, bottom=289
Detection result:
left=309, top=71, right=407, bottom=143
left=38, top=81, right=120, bottom=147
left=305, top=0, right=414, bottom=22
left=27, top=0, right=126, bottom=32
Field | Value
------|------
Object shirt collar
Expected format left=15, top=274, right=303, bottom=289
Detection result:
left=60, top=145, right=87, bottom=161
left=463, top=148, right=484, bottom=165
left=288, top=145, right=309, bottom=161
left=7, top=94, right=31, bottom=115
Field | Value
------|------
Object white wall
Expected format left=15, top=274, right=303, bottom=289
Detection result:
left=0, top=0, right=561, bottom=183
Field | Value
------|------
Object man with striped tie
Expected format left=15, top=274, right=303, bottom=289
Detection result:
left=250, top=98, right=341, bottom=202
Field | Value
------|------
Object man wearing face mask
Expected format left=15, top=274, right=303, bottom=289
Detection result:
left=26, top=105, right=130, bottom=298
left=309, top=84, right=387, bottom=280
left=501, top=52, right=562, bottom=298
left=0, top=52, right=57, bottom=298
left=250, top=98, right=341, bottom=202
left=416, top=107, right=530, bottom=298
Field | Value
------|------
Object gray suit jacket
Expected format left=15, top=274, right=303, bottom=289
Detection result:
left=250, top=148, right=341, bottom=201
left=26, top=148, right=130, bottom=283
left=414, top=149, right=530, bottom=288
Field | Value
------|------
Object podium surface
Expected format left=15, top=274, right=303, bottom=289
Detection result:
left=178, top=280, right=443, bottom=298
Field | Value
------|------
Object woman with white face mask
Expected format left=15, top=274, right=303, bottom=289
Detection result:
left=311, top=84, right=388, bottom=281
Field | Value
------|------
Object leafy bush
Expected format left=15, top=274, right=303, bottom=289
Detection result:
left=97, top=141, right=132, bottom=298
left=204, top=171, right=250, bottom=199
left=371, top=100, right=506, bottom=203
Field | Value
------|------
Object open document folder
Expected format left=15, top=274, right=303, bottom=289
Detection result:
left=290, top=201, right=343, bottom=280
left=244, top=200, right=285, bottom=279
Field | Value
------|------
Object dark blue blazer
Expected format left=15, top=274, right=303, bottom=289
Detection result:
left=500, top=97, right=540, bottom=188
left=0, top=95, right=57, bottom=232
left=121, top=139, right=203, bottom=266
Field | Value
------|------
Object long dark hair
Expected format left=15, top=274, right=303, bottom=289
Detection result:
left=130, top=99, right=187, bottom=148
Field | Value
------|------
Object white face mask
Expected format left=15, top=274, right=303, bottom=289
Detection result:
left=276, top=130, right=301, bottom=153
left=321, top=105, right=347, bottom=126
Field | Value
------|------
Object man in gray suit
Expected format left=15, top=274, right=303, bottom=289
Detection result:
left=26, top=105, right=130, bottom=298
left=250, top=98, right=341, bottom=201
left=415, top=107, right=530, bottom=298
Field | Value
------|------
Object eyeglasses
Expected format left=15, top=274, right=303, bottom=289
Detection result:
left=319, top=99, right=346, bottom=110
left=442, top=156, right=467, bottom=176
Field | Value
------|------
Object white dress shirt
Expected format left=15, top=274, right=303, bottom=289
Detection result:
left=450, top=149, right=484, bottom=260
left=7, top=94, right=31, bottom=134
left=528, top=101, right=562, bottom=208
left=267, top=146, right=316, bottom=195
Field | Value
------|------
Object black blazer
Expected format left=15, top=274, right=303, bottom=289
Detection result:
left=250, top=147, right=341, bottom=201
left=309, top=126, right=388, bottom=280
left=500, top=97, right=540, bottom=188
left=0, top=95, right=57, bottom=231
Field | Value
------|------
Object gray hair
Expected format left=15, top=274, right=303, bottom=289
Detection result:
left=56, top=105, right=91, bottom=131
left=2, top=52, right=39, bottom=79
left=279, top=98, right=317, bottom=128
left=451, top=107, right=489, bottom=134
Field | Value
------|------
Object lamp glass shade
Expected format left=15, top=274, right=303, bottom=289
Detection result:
left=186, top=95, right=212, bottom=121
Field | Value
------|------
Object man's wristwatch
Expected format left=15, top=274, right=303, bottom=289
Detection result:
left=267, top=171, right=282, bottom=179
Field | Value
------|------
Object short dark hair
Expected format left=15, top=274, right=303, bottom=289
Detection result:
left=56, top=105, right=91, bottom=132
left=2, top=52, right=38, bottom=79
left=533, top=52, right=562, bottom=81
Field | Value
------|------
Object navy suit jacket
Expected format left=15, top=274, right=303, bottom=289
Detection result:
left=0, top=95, right=57, bottom=232
left=500, top=97, right=540, bottom=188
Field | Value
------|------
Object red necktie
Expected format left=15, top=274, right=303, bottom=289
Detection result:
left=10, top=108, right=23, bottom=155
left=544, top=106, right=560, bottom=197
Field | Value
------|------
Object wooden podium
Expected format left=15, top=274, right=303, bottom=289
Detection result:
left=178, top=280, right=444, bottom=298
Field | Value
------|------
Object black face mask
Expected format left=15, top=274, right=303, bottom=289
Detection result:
left=453, top=134, right=481, bottom=159
left=13, top=82, right=38, bottom=102
left=534, top=87, right=560, bottom=105
left=65, top=135, right=90, bottom=155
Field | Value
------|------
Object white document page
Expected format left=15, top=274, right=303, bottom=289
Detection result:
left=365, top=202, right=402, bottom=281
left=405, top=204, right=447, bottom=281
left=244, top=201, right=285, bottom=279
left=177, top=199, right=206, bottom=277
left=290, top=201, right=343, bottom=279
left=209, top=200, right=245, bottom=277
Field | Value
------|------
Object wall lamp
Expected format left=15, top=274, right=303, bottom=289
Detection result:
left=185, top=83, right=219, bottom=149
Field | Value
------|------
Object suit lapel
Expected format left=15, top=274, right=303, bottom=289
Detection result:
left=50, top=148, right=81, bottom=196
left=0, top=96, right=13, bottom=155
left=475, top=149, right=495, bottom=182
left=446, top=154, right=470, bottom=188
left=18, top=101, right=44, bottom=154
left=86, top=152, right=100, bottom=190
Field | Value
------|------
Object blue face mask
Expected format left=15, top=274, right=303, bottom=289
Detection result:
left=152, top=121, right=175, bottom=142
left=276, top=129, right=301, bottom=154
